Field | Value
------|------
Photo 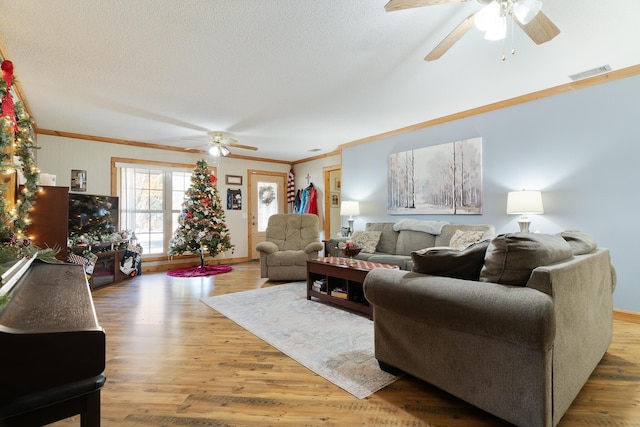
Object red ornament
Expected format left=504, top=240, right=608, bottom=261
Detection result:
left=210, top=175, right=217, bottom=184
left=186, top=210, right=193, bottom=219
left=1, top=60, right=13, bottom=85
left=201, top=198, right=211, bottom=206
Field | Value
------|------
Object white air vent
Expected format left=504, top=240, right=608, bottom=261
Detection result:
left=569, top=65, right=612, bottom=81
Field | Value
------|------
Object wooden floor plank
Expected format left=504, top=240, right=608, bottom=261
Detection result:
left=47, top=261, right=640, bottom=426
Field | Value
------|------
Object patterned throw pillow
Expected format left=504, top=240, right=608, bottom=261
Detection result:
left=351, top=230, right=382, bottom=253
left=449, top=230, right=485, bottom=250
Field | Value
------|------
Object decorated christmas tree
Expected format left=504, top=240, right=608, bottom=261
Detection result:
left=169, top=158, right=234, bottom=267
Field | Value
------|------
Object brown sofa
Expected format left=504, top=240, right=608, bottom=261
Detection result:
left=363, top=232, right=616, bottom=427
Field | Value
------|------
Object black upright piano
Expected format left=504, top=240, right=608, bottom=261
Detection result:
left=0, top=257, right=106, bottom=427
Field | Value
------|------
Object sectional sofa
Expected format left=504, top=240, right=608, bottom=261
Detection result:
left=324, top=219, right=495, bottom=270
left=363, top=231, right=616, bottom=426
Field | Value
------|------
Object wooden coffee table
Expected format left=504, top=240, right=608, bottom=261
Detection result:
left=306, top=257, right=399, bottom=318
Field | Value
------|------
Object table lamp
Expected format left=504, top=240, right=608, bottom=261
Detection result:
left=506, top=190, right=544, bottom=232
left=340, top=200, right=360, bottom=237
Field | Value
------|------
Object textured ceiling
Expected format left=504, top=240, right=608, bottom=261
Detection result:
left=1, top=0, right=639, bottom=162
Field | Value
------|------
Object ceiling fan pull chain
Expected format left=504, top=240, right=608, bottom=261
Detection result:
left=510, top=14, right=516, bottom=56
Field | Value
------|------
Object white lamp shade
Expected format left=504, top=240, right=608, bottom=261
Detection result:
left=506, top=190, right=544, bottom=214
left=340, top=200, right=360, bottom=216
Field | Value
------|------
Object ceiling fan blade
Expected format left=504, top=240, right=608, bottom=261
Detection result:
left=229, top=142, right=258, bottom=151
left=385, top=0, right=469, bottom=12
left=425, top=13, right=475, bottom=61
left=515, top=10, right=560, bottom=45
left=184, top=145, right=207, bottom=151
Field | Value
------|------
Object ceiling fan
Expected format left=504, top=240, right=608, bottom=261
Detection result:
left=185, top=131, right=258, bottom=157
left=385, top=0, right=560, bottom=61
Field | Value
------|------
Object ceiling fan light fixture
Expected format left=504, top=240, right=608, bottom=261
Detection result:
left=484, top=15, right=507, bottom=40
left=209, top=144, right=230, bottom=157
left=474, top=1, right=500, bottom=32
left=512, top=0, right=542, bottom=25
left=209, top=145, right=221, bottom=157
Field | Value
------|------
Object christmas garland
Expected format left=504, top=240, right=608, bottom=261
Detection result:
left=0, top=60, right=40, bottom=262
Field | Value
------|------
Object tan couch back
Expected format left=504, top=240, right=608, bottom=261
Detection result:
left=364, top=222, right=495, bottom=256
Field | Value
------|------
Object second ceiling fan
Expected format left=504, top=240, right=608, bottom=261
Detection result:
left=186, top=131, right=258, bottom=157
left=385, top=0, right=560, bottom=61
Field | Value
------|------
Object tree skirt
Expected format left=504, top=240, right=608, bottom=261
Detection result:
left=167, top=265, right=232, bottom=277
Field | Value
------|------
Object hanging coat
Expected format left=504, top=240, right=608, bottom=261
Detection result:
left=294, top=189, right=302, bottom=213
left=306, top=185, right=318, bottom=215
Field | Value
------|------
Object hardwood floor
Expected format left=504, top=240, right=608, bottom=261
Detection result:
left=50, top=261, right=640, bottom=427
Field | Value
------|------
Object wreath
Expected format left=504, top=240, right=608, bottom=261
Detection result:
left=259, top=185, right=276, bottom=205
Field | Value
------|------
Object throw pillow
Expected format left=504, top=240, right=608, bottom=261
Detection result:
left=411, top=240, right=490, bottom=281
left=558, top=230, right=597, bottom=255
left=351, top=230, right=382, bottom=253
left=479, top=233, right=574, bottom=286
left=449, top=229, right=485, bottom=250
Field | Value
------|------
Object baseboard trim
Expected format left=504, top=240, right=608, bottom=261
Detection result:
left=614, top=309, right=640, bottom=324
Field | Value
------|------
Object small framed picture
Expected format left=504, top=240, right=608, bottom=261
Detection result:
left=330, top=192, right=340, bottom=207
left=70, top=169, right=87, bottom=192
left=225, top=175, right=243, bottom=185
left=335, top=177, right=341, bottom=190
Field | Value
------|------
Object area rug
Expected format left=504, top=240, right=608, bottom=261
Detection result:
left=201, top=282, right=400, bottom=399
left=167, top=265, right=232, bottom=277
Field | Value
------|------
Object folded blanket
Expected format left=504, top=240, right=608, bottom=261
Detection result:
left=392, top=219, right=450, bottom=235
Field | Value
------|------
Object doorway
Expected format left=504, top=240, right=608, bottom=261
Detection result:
left=248, top=170, right=287, bottom=259
left=323, top=165, right=341, bottom=240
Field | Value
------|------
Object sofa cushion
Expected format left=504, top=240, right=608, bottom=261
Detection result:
left=449, top=229, right=485, bottom=250
left=396, top=230, right=437, bottom=256
left=480, top=233, right=574, bottom=286
left=351, top=230, right=381, bottom=253
left=436, top=224, right=496, bottom=247
left=559, top=230, right=597, bottom=255
left=365, top=223, right=398, bottom=254
left=411, top=240, right=490, bottom=280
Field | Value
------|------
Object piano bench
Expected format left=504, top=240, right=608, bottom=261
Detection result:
left=0, top=374, right=106, bottom=427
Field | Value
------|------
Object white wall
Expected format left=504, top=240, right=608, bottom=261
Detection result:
left=339, top=73, right=640, bottom=312
left=36, top=134, right=290, bottom=259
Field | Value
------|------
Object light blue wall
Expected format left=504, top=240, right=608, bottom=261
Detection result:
left=342, top=73, right=640, bottom=312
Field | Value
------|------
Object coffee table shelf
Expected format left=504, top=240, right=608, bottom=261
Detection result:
left=307, top=257, right=399, bottom=318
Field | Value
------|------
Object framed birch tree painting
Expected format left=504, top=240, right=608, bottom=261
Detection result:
left=388, top=137, right=482, bottom=214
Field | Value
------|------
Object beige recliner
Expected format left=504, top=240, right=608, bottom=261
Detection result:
left=255, top=213, right=323, bottom=281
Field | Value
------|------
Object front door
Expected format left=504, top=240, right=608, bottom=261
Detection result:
left=248, top=170, right=286, bottom=259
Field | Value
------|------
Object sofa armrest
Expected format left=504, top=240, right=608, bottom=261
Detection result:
left=304, top=241, right=324, bottom=254
left=363, top=269, right=554, bottom=348
left=255, top=241, right=279, bottom=254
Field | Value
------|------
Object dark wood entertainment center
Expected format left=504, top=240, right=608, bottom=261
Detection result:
left=24, top=185, right=69, bottom=261
left=25, top=185, right=136, bottom=289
